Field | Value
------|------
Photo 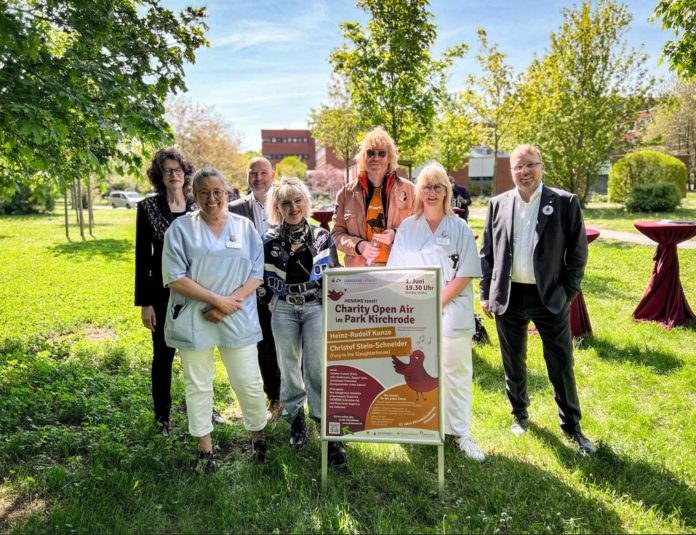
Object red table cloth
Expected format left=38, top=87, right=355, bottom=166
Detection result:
left=569, top=228, right=600, bottom=338
left=633, top=221, right=696, bottom=329
left=311, top=210, right=334, bottom=231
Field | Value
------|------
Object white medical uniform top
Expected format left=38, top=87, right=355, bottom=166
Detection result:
left=162, top=211, right=264, bottom=350
left=387, top=214, right=481, bottom=338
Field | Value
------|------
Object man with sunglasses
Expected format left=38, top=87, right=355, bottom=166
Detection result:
left=229, top=157, right=282, bottom=420
left=332, top=127, right=415, bottom=266
left=479, top=144, right=597, bottom=454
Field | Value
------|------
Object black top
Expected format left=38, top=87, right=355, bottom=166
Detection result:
left=134, top=194, right=195, bottom=306
left=285, top=245, right=313, bottom=285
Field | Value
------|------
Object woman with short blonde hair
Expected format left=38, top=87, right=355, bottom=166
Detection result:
left=413, top=163, right=455, bottom=218
left=266, top=177, right=312, bottom=225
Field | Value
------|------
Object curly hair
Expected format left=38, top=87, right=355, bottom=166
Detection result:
left=146, top=147, right=195, bottom=195
left=355, top=127, right=400, bottom=176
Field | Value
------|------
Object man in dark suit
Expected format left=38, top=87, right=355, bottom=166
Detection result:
left=229, top=157, right=282, bottom=419
left=479, top=144, right=597, bottom=453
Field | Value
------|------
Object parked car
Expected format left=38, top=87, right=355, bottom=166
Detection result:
left=109, top=191, right=143, bottom=209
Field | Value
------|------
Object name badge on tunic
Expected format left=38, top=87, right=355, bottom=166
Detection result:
left=436, top=237, right=450, bottom=246
left=226, top=235, right=242, bottom=249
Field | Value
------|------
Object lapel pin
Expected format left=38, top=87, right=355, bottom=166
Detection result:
left=542, top=205, right=553, bottom=215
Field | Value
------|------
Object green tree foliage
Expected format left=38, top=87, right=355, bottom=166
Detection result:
left=642, top=79, right=696, bottom=188
left=625, top=181, right=681, bottom=212
left=0, top=182, right=56, bottom=214
left=166, top=98, right=247, bottom=189
left=276, top=156, right=307, bottom=179
left=417, top=90, right=481, bottom=175
left=652, top=0, right=696, bottom=80
left=608, top=149, right=688, bottom=203
left=0, top=0, right=208, bottom=191
left=510, top=0, right=653, bottom=204
left=464, top=29, right=518, bottom=193
left=329, top=0, right=466, bottom=156
left=309, top=76, right=364, bottom=184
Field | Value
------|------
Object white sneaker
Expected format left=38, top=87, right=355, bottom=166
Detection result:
left=456, top=436, right=486, bottom=462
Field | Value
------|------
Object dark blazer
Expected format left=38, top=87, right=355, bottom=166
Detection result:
left=228, top=193, right=256, bottom=223
left=134, top=194, right=195, bottom=306
left=479, top=185, right=587, bottom=315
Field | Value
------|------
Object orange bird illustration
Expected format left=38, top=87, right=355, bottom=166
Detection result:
left=391, top=350, right=438, bottom=400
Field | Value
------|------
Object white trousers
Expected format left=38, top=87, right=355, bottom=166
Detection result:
left=179, top=345, right=266, bottom=437
left=442, top=336, right=473, bottom=438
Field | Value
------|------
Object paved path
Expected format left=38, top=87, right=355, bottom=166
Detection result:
left=468, top=208, right=696, bottom=249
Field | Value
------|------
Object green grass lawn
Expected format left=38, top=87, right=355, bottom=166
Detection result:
left=1, top=203, right=695, bottom=533
left=581, top=192, right=696, bottom=233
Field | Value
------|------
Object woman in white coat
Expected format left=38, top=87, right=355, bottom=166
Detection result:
left=387, top=163, right=485, bottom=461
left=162, top=168, right=268, bottom=473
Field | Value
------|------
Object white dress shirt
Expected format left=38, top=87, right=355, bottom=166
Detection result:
left=251, top=192, right=271, bottom=235
left=511, top=182, right=543, bottom=284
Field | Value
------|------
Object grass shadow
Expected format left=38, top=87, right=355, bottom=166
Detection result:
left=531, top=423, right=695, bottom=531
left=49, top=239, right=132, bottom=260
left=586, top=335, right=683, bottom=374
left=398, top=441, right=624, bottom=533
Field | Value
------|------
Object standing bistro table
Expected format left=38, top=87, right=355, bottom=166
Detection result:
left=633, top=221, right=696, bottom=329
left=570, top=228, right=600, bottom=338
left=311, top=209, right=334, bottom=231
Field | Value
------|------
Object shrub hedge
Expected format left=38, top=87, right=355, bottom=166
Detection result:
left=625, top=181, right=682, bottom=212
left=608, top=150, right=687, bottom=204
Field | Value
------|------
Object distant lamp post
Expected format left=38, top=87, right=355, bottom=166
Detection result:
left=398, top=159, right=413, bottom=182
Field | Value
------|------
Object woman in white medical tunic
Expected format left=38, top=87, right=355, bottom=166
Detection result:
left=387, top=162, right=485, bottom=462
left=162, top=168, right=268, bottom=472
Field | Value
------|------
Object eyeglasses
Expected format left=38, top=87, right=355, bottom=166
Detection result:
left=162, top=167, right=184, bottom=177
left=280, top=177, right=301, bottom=185
left=366, top=149, right=387, bottom=159
left=511, top=162, right=541, bottom=172
left=422, top=184, right=445, bottom=193
left=195, top=189, right=226, bottom=199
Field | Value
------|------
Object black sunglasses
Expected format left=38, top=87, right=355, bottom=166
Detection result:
left=367, top=149, right=387, bottom=158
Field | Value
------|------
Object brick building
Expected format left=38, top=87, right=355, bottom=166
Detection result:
left=261, top=129, right=316, bottom=170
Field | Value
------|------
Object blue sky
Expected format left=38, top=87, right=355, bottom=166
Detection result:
left=167, top=0, right=673, bottom=151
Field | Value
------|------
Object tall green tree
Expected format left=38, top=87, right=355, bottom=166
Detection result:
left=643, top=79, right=696, bottom=188
left=652, top=0, right=696, bottom=80
left=0, top=1, right=208, bottom=196
left=329, top=0, right=466, bottom=156
left=417, top=89, right=482, bottom=175
left=308, top=76, right=364, bottom=184
left=464, top=29, right=518, bottom=194
left=510, top=0, right=653, bottom=204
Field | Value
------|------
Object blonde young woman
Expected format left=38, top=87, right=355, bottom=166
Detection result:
left=332, top=126, right=415, bottom=266
left=262, top=178, right=345, bottom=467
left=387, top=163, right=485, bottom=461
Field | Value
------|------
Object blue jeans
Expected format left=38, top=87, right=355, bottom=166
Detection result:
left=271, top=299, right=323, bottom=422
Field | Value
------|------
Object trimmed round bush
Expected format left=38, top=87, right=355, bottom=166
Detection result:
left=608, top=150, right=687, bottom=204
left=625, top=181, right=681, bottom=212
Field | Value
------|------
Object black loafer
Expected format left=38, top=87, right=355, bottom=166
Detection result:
left=157, top=420, right=171, bottom=437
left=289, top=411, right=307, bottom=453
left=564, top=430, right=597, bottom=454
left=198, top=451, right=217, bottom=474
left=252, top=439, right=268, bottom=464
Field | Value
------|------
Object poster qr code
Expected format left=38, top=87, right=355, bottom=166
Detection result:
left=328, top=422, right=340, bottom=435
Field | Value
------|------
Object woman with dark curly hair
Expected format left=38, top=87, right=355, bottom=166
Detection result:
left=135, top=147, right=196, bottom=434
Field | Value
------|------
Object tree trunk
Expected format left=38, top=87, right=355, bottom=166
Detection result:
left=76, top=179, right=85, bottom=241
left=87, top=176, right=94, bottom=237
left=71, top=182, right=80, bottom=223
left=64, top=188, right=71, bottom=241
